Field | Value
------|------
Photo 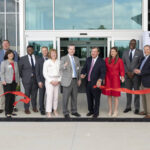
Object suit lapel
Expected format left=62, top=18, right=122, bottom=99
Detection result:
left=132, top=49, right=138, bottom=62
left=26, top=55, right=32, bottom=68
left=142, top=56, right=150, bottom=69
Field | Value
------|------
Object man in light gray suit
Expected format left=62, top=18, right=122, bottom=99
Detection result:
left=122, top=39, right=143, bottom=114
left=60, top=44, right=81, bottom=118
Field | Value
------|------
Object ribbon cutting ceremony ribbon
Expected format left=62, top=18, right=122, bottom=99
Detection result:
left=0, top=91, right=31, bottom=106
left=93, top=85, right=150, bottom=95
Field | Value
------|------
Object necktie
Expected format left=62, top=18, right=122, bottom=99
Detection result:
left=71, top=56, right=77, bottom=78
left=88, top=59, right=94, bottom=81
left=44, top=57, right=48, bottom=61
left=129, top=51, right=132, bottom=62
left=140, top=57, right=147, bottom=70
left=30, top=55, right=35, bottom=69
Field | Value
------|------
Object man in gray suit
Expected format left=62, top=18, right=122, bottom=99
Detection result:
left=122, top=39, right=143, bottom=114
left=60, top=44, right=81, bottom=118
left=19, top=45, right=39, bottom=114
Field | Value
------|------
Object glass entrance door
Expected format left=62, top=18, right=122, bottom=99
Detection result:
left=60, top=38, right=107, bottom=66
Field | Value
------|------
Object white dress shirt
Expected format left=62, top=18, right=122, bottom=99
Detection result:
left=43, top=59, right=61, bottom=82
left=129, top=49, right=136, bottom=59
left=92, top=56, right=98, bottom=65
left=28, top=54, right=36, bottom=66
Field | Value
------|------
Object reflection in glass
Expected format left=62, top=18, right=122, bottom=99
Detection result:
left=26, top=0, right=53, bottom=30
left=6, top=0, right=16, bottom=12
left=6, top=14, right=16, bottom=49
left=55, top=0, right=112, bottom=30
left=0, top=15, right=4, bottom=49
left=0, top=0, right=4, bottom=12
left=114, top=0, right=142, bottom=29
left=29, top=41, right=53, bottom=56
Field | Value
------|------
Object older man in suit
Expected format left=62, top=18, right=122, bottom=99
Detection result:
left=60, top=44, right=81, bottom=118
left=122, top=39, right=143, bottom=114
left=134, top=45, right=150, bottom=118
left=35, top=46, right=48, bottom=115
left=0, top=40, right=19, bottom=113
left=81, top=47, right=106, bottom=118
left=19, top=45, right=39, bottom=114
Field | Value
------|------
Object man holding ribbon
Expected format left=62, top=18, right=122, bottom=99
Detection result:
left=81, top=47, right=106, bottom=118
left=134, top=45, right=150, bottom=118
left=122, top=39, right=143, bottom=114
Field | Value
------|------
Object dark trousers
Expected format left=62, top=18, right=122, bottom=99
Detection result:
left=23, top=77, right=38, bottom=110
left=86, top=82, right=101, bottom=115
left=39, top=85, right=45, bottom=112
left=125, top=75, right=140, bottom=110
left=3, top=81, right=17, bottom=115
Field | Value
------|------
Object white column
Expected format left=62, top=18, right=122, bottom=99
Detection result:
left=142, top=0, right=148, bottom=31
left=19, top=0, right=25, bottom=56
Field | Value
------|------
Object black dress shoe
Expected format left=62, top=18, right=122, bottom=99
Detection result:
left=12, top=113, right=17, bottom=116
left=0, top=109, right=3, bottom=113
left=86, top=112, right=94, bottom=116
left=41, top=111, right=46, bottom=115
left=64, top=114, right=70, bottom=118
left=134, top=109, right=139, bottom=114
left=123, top=108, right=131, bottom=113
left=13, top=107, right=18, bottom=112
left=92, top=114, right=98, bottom=118
left=71, top=112, right=81, bottom=117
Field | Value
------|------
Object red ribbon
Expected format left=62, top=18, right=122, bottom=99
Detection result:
left=0, top=91, right=31, bottom=106
left=93, top=85, right=150, bottom=95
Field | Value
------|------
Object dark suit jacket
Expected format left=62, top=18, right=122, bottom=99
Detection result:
left=81, top=56, right=106, bottom=85
left=35, top=57, right=45, bottom=84
left=18, top=55, right=39, bottom=85
left=140, top=56, right=150, bottom=88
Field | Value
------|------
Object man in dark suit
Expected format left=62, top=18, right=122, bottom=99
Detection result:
left=122, top=39, right=143, bottom=114
left=81, top=47, right=106, bottom=118
left=19, top=45, right=39, bottom=114
left=35, top=46, right=48, bottom=115
left=134, top=45, right=150, bottom=118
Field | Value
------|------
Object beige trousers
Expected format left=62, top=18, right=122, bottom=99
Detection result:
left=0, top=81, right=5, bottom=110
left=141, top=84, right=150, bottom=115
left=45, top=81, right=59, bottom=113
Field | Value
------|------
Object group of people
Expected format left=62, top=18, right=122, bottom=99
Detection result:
left=0, top=39, right=150, bottom=119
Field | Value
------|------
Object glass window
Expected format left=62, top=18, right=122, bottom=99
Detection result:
left=114, top=0, right=142, bottom=29
left=114, top=40, right=139, bottom=58
left=6, top=14, right=16, bottom=49
left=25, top=0, right=53, bottom=30
left=0, top=15, right=4, bottom=49
left=0, top=0, right=4, bottom=12
left=6, top=0, right=16, bottom=12
left=55, top=0, right=112, bottom=30
left=28, top=41, right=53, bottom=56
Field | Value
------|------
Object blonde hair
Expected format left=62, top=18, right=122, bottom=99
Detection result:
left=48, top=49, right=57, bottom=59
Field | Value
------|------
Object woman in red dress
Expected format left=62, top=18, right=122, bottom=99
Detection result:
left=102, top=47, right=125, bottom=117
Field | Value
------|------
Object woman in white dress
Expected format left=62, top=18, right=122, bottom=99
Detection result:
left=43, top=49, right=61, bottom=118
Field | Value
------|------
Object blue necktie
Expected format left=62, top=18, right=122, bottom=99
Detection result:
left=71, top=56, right=77, bottom=77
left=140, top=57, right=147, bottom=70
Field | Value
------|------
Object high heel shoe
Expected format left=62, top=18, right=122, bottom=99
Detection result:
left=53, top=110, right=58, bottom=117
left=112, top=111, right=118, bottom=117
left=108, top=112, right=112, bottom=117
left=47, top=112, right=52, bottom=118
